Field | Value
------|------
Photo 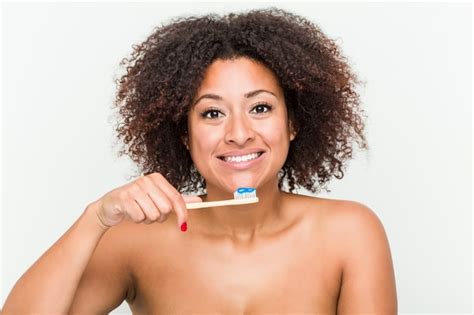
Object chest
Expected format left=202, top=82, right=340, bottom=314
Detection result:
left=128, top=228, right=342, bottom=314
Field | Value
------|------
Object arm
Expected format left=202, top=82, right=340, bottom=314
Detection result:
left=335, top=202, right=397, bottom=314
left=2, top=203, right=129, bottom=314
left=2, top=172, right=195, bottom=314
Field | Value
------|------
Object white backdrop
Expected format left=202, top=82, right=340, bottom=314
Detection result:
left=1, top=2, right=472, bottom=314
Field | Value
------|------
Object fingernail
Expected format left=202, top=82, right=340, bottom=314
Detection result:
left=180, top=222, right=187, bottom=232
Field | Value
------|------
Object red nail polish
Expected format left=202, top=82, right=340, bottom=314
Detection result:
left=180, top=222, right=187, bottom=232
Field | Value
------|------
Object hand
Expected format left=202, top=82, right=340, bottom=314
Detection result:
left=89, top=173, right=202, bottom=231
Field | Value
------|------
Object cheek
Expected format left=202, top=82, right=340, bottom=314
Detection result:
left=258, top=119, right=291, bottom=150
left=188, top=124, right=225, bottom=180
left=189, top=124, right=222, bottom=157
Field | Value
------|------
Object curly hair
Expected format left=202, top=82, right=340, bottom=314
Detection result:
left=112, top=7, right=368, bottom=194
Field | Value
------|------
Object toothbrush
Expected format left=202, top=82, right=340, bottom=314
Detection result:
left=185, top=187, right=259, bottom=209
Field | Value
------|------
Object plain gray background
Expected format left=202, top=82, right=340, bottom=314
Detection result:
left=1, top=2, right=472, bottom=314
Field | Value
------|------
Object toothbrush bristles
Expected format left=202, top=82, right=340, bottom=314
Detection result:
left=233, top=188, right=257, bottom=199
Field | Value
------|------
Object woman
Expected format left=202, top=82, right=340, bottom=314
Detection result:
left=2, top=8, right=397, bottom=314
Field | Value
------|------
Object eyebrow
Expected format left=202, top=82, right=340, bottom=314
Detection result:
left=192, top=89, right=277, bottom=106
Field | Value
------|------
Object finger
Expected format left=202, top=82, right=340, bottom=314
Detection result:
left=122, top=196, right=146, bottom=223
left=136, top=177, right=174, bottom=221
left=129, top=183, right=162, bottom=223
left=156, top=211, right=170, bottom=223
left=116, top=189, right=145, bottom=223
left=148, top=173, right=188, bottom=229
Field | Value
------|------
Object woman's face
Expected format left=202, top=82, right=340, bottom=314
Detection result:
left=187, top=57, right=295, bottom=195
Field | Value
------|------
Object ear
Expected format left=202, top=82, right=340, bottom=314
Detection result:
left=289, top=120, right=297, bottom=141
left=181, top=132, right=189, bottom=150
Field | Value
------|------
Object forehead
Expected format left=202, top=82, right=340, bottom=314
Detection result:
left=196, top=57, right=283, bottom=96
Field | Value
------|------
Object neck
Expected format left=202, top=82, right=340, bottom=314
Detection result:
left=199, top=181, right=286, bottom=241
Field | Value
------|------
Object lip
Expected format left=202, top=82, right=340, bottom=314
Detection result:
left=216, top=151, right=265, bottom=170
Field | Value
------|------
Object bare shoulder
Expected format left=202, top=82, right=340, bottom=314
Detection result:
left=100, top=218, right=165, bottom=258
left=71, top=216, right=176, bottom=312
left=299, top=196, right=392, bottom=261
left=324, top=199, right=393, bottom=264
left=323, top=198, right=387, bottom=237
left=283, top=193, right=385, bottom=250
left=289, top=194, right=397, bottom=313
left=304, top=197, right=397, bottom=313
left=286, top=193, right=383, bottom=232
left=69, top=218, right=143, bottom=313
left=286, top=193, right=394, bottom=267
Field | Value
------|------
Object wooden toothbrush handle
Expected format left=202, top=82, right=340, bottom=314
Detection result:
left=186, top=197, right=259, bottom=209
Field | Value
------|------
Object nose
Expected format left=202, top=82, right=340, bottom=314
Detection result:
left=224, top=114, right=255, bottom=146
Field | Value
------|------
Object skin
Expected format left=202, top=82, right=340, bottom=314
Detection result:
left=185, top=57, right=296, bottom=240
left=2, top=57, right=397, bottom=314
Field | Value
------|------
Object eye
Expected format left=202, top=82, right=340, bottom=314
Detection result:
left=251, top=103, right=273, bottom=114
left=200, top=108, right=224, bottom=119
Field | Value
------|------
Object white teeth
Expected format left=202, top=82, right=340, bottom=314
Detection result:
left=223, top=152, right=261, bottom=163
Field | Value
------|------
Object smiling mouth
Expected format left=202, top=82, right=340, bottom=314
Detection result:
left=218, top=152, right=264, bottom=163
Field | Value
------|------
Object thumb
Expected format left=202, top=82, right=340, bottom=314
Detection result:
left=182, top=195, right=203, bottom=204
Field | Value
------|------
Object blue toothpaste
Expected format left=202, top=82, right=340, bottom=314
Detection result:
left=234, top=187, right=257, bottom=199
